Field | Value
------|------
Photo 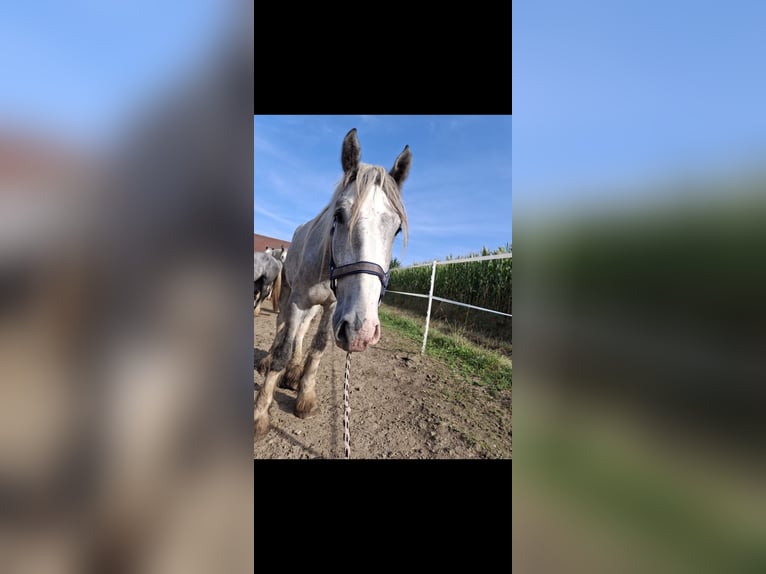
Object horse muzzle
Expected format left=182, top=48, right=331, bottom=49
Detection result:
left=332, top=309, right=381, bottom=352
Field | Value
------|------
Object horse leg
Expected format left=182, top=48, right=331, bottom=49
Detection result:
left=271, top=271, right=282, bottom=314
left=294, top=302, right=335, bottom=419
left=257, top=279, right=291, bottom=375
left=258, top=282, right=273, bottom=316
left=254, top=279, right=264, bottom=316
left=254, top=305, right=307, bottom=441
left=281, top=304, right=320, bottom=390
left=256, top=318, right=282, bottom=375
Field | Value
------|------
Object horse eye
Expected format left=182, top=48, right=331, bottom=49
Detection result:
left=395, top=226, right=402, bottom=236
left=334, top=210, right=345, bottom=224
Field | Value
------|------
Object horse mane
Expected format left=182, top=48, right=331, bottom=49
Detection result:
left=298, top=163, right=408, bottom=277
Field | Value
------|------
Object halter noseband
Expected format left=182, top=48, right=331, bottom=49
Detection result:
left=329, top=217, right=390, bottom=304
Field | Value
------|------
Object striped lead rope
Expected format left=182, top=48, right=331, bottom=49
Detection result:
left=343, top=351, right=351, bottom=459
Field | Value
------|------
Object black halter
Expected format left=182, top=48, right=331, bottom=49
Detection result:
left=328, top=217, right=390, bottom=304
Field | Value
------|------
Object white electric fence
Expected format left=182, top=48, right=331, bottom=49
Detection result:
left=385, top=253, right=512, bottom=354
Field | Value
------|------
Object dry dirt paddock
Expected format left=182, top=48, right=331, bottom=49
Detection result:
left=253, top=305, right=512, bottom=459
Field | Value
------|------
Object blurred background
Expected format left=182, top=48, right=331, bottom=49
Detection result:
left=0, top=1, right=253, bottom=572
left=7, top=0, right=766, bottom=569
left=513, top=2, right=766, bottom=573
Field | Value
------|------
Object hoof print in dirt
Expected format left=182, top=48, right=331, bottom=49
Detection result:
left=399, top=355, right=416, bottom=368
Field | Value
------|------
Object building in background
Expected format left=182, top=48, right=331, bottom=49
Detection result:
left=253, top=233, right=291, bottom=253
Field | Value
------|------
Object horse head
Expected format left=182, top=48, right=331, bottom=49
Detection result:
left=329, top=128, right=411, bottom=352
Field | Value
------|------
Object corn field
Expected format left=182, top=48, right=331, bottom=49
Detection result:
left=385, top=246, right=512, bottom=352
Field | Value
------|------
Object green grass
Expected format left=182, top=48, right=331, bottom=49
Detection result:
left=379, top=305, right=512, bottom=395
left=386, top=248, right=512, bottom=349
left=520, top=413, right=766, bottom=574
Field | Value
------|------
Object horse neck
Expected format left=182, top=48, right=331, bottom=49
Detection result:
left=294, top=210, right=333, bottom=283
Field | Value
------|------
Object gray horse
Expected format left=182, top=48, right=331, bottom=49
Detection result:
left=254, top=128, right=411, bottom=441
left=254, top=246, right=287, bottom=316
left=264, top=247, right=287, bottom=312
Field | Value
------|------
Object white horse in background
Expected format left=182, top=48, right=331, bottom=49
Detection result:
left=254, top=246, right=287, bottom=316
left=264, top=246, right=287, bottom=313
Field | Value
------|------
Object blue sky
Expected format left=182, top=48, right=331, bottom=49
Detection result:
left=513, top=1, right=766, bottom=219
left=254, top=116, right=513, bottom=267
left=5, top=1, right=765, bottom=249
left=0, top=0, right=230, bottom=146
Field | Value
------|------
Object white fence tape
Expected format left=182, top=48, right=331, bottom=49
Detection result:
left=385, top=255, right=512, bottom=353
left=386, top=290, right=512, bottom=318
left=384, top=290, right=429, bottom=299
left=402, top=252, right=512, bottom=268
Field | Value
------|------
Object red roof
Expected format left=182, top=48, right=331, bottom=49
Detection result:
left=0, top=130, right=89, bottom=187
left=254, top=233, right=291, bottom=253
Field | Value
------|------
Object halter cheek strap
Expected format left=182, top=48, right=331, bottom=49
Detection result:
left=329, top=218, right=390, bottom=304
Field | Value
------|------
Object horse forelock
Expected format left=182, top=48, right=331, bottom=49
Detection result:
left=295, top=163, right=408, bottom=281
left=344, top=164, right=408, bottom=244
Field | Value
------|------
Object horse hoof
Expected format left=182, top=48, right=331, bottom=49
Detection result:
left=294, top=397, right=319, bottom=419
left=257, top=356, right=271, bottom=375
left=283, top=364, right=302, bottom=390
left=254, top=416, right=271, bottom=441
left=278, top=377, right=299, bottom=391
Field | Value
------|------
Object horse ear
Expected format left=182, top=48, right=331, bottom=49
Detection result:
left=390, top=145, right=412, bottom=187
left=341, top=128, right=361, bottom=173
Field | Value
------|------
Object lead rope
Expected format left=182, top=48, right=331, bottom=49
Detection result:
left=343, top=351, right=351, bottom=459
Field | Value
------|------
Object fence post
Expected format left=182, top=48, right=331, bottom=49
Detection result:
left=421, top=260, right=437, bottom=355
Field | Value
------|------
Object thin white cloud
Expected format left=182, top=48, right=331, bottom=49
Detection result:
left=253, top=204, right=299, bottom=229
left=253, top=134, right=300, bottom=167
left=410, top=224, right=480, bottom=236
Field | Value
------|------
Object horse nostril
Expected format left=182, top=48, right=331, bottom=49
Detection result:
left=336, top=320, right=350, bottom=348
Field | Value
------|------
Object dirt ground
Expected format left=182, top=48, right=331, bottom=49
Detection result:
left=253, top=305, right=512, bottom=459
